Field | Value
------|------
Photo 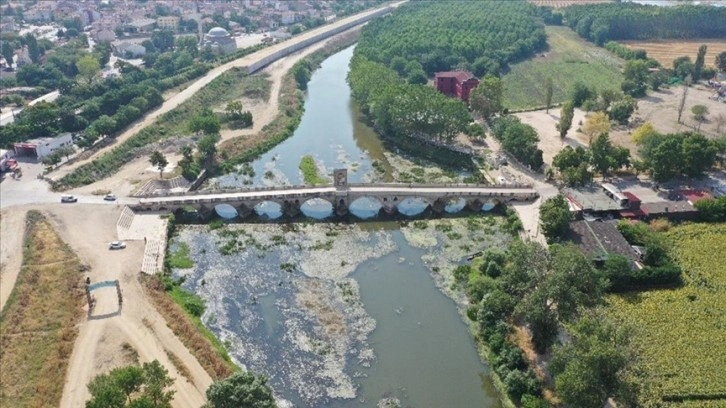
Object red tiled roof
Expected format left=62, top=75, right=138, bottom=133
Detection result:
left=622, top=191, right=641, bottom=203
left=435, top=71, right=475, bottom=82
left=680, top=189, right=712, bottom=204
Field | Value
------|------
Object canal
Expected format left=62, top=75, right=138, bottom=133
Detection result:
left=179, top=45, right=504, bottom=407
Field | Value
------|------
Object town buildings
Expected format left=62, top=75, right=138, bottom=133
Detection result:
left=200, top=27, right=237, bottom=55
left=434, top=71, right=480, bottom=102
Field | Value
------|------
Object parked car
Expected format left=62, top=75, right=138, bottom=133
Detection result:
left=61, top=195, right=78, bottom=203
left=104, top=193, right=117, bottom=201
left=109, top=241, right=126, bottom=250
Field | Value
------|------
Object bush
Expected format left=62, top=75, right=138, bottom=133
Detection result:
left=503, top=369, right=541, bottom=401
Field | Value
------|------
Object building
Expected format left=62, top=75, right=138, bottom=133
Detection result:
left=13, top=133, right=74, bottom=159
left=434, top=71, right=480, bottom=102
left=113, top=42, right=146, bottom=58
left=129, top=18, right=156, bottom=33
left=200, top=27, right=237, bottom=55
left=567, top=219, right=641, bottom=266
left=281, top=11, right=296, bottom=25
left=0, top=149, right=15, bottom=171
left=157, top=16, right=180, bottom=30
left=95, top=29, right=116, bottom=43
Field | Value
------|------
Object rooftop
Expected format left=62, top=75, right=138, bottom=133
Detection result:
left=567, top=219, right=640, bottom=264
left=435, top=71, right=476, bottom=82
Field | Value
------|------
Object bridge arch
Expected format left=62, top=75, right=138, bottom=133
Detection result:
left=396, top=196, right=433, bottom=217
left=300, top=197, right=334, bottom=219
left=349, top=196, right=384, bottom=219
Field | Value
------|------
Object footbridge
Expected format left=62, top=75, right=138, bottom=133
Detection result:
left=131, top=170, right=538, bottom=218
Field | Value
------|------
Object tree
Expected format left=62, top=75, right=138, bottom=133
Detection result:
left=582, top=112, right=611, bottom=144
left=77, top=54, right=101, bottom=83
left=86, top=360, right=175, bottom=408
left=716, top=51, right=726, bottom=72
left=552, top=146, right=593, bottom=186
left=1, top=41, right=14, bottom=67
left=149, top=151, right=168, bottom=179
left=56, top=145, right=76, bottom=161
left=198, top=134, right=220, bottom=169
left=550, top=315, right=634, bottom=408
left=225, top=101, right=245, bottom=119
left=622, top=59, right=649, bottom=97
left=557, top=101, right=575, bottom=139
left=608, top=97, right=637, bottom=125
left=539, top=195, right=573, bottom=243
left=677, top=76, right=691, bottom=123
left=544, top=77, right=553, bottom=113
left=469, top=75, right=503, bottom=121
left=188, top=109, right=221, bottom=135
left=41, top=152, right=62, bottom=168
left=694, top=44, right=707, bottom=80
left=590, top=133, right=630, bottom=175
left=691, top=105, right=709, bottom=130
left=92, top=115, right=117, bottom=136
left=205, top=371, right=277, bottom=408
left=570, top=82, right=595, bottom=107
left=632, top=122, right=657, bottom=144
left=151, top=30, right=175, bottom=53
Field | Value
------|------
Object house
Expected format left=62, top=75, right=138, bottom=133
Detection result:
left=13, top=133, right=74, bottom=159
left=281, top=11, right=296, bottom=25
left=567, top=219, right=640, bottom=267
left=129, top=18, right=156, bottom=33
left=157, top=16, right=180, bottom=30
left=95, top=29, right=115, bottom=43
left=113, top=42, right=146, bottom=58
left=434, top=71, right=480, bottom=102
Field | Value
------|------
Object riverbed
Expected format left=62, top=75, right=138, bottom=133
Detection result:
left=178, top=44, right=508, bottom=407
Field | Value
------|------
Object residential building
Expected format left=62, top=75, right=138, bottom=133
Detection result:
left=129, top=18, right=156, bottom=32
left=13, top=133, right=74, bottom=159
left=95, top=29, right=115, bottom=43
left=434, top=71, right=480, bottom=102
left=157, top=16, right=180, bottom=30
left=281, top=11, right=296, bottom=25
left=113, top=42, right=146, bottom=58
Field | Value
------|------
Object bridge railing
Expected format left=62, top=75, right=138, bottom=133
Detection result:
left=137, top=182, right=537, bottom=199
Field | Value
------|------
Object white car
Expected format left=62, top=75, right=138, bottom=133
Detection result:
left=109, top=241, right=126, bottom=250
left=104, top=194, right=117, bottom=201
left=61, top=194, right=78, bottom=203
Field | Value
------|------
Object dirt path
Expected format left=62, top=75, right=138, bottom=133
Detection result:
left=0, top=208, right=26, bottom=312
left=53, top=4, right=398, bottom=180
left=36, top=204, right=212, bottom=408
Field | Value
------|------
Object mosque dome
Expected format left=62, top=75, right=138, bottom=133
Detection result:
left=207, top=27, right=230, bottom=38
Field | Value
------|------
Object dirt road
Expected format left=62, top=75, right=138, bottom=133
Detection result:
left=41, top=204, right=213, bottom=408
left=54, top=3, right=399, bottom=179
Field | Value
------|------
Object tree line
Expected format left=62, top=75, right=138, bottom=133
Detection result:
left=562, top=3, right=726, bottom=45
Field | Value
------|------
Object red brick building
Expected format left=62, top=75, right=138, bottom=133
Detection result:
left=434, top=71, right=480, bottom=102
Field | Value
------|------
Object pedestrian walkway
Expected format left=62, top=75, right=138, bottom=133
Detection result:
left=116, top=207, right=168, bottom=274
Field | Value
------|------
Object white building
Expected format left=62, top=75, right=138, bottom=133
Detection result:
left=114, top=42, right=146, bottom=58
left=200, top=27, right=237, bottom=55
left=13, top=133, right=74, bottom=159
left=157, top=16, right=180, bottom=30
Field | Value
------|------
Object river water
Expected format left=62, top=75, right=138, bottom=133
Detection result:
left=181, top=45, right=504, bottom=407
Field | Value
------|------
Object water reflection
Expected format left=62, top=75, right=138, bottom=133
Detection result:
left=397, top=197, right=430, bottom=217
left=255, top=201, right=283, bottom=219
left=349, top=197, right=383, bottom=219
left=300, top=198, right=333, bottom=219
left=445, top=197, right=466, bottom=213
left=214, top=204, right=238, bottom=219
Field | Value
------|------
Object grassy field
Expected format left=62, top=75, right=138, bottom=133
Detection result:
left=299, top=155, right=330, bottom=185
left=503, top=25, right=624, bottom=110
left=605, top=223, right=726, bottom=407
left=621, top=39, right=726, bottom=69
left=0, top=211, right=85, bottom=407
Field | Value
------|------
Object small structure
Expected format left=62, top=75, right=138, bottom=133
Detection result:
left=434, top=71, right=480, bottom=102
left=95, top=29, right=115, bottom=43
left=0, top=149, right=15, bottom=171
left=13, top=133, right=73, bottom=159
left=200, top=27, right=237, bottom=55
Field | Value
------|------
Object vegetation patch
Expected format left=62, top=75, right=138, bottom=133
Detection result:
left=605, top=223, right=726, bottom=406
left=299, top=155, right=330, bottom=185
left=139, top=273, right=236, bottom=380
left=503, top=26, right=623, bottom=110
left=167, top=242, right=194, bottom=269
left=0, top=210, right=85, bottom=408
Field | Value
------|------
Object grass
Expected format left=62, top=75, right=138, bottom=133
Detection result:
left=165, top=349, right=192, bottom=383
left=167, top=242, right=194, bottom=269
left=0, top=211, right=85, bottom=408
left=605, top=223, right=726, bottom=407
left=139, top=274, right=237, bottom=380
left=502, top=25, right=624, bottom=110
left=299, top=155, right=330, bottom=185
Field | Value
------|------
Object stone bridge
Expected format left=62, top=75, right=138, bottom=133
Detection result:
left=132, top=170, right=538, bottom=219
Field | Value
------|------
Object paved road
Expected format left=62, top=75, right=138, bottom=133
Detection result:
left=0, top=90, right=60, bottom=126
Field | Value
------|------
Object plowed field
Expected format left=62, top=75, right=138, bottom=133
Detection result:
left=621, top=39, right=726, bottom=68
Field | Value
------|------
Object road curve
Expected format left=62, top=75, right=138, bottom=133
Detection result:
left=57, top=2, right=404, bottom=176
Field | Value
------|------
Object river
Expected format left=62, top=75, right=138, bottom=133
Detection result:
left=178, top=45, right=505, bottom=407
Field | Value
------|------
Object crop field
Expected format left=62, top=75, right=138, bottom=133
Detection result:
left=605, top=223, right=726, bottom=407
left=0, top=211, right=85, bottom=407
left=621, top=39, right=726, bottom=69
left=502, top=26, right=624, bottom=110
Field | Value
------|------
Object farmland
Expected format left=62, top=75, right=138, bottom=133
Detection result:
left=527, top=0, right=612, bottom=7
left=621, top=39, right=726, bottom=69
left=605, top=223, right=726, bottom=407
left=502, top=26, right=624, bottom=110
